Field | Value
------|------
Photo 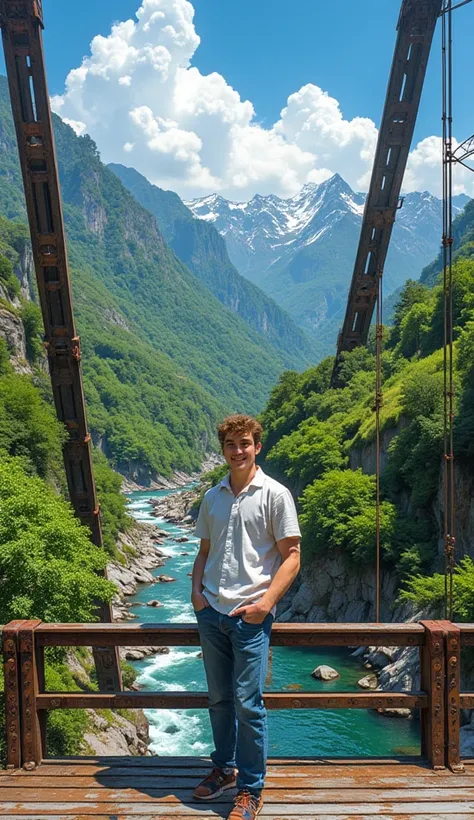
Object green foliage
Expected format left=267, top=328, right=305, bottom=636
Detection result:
left=21, top=301, right=44, bottom=362
left=44, top=663, right=90, bottom=757
left=93, top=450, right=132, bottom=553
left=454, top=320, right=474, bottom=457
left=0, top=253, right=19, bottom=299
left=0, top=373, right=65, bottom=479
left=121, top=661, right=138, bottom=690
left=0, top=457, right=115, bottom=623
left=300, top=469, right=397, bottom=564
left=400, top=557, right=474, bottom=621
left=266, top=418, right=345, bottom=494
left=388, top=279, right=431, bottom=351
left=0, top=338, right=11, bottom=376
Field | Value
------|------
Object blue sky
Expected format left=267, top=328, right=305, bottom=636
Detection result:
left=40, top=0, right=473, bottom=142
left=6, top=0, right=472, bottom=200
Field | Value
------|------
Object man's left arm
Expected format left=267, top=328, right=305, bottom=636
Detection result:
left=232, top=537, right=300, bottom=624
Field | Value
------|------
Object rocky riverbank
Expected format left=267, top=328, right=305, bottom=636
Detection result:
left=121, top=454, right=222, bottom=493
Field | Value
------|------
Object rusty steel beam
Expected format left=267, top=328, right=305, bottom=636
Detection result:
left=0, top=0, right=121, bottom=691
left=35, top=621, right=425, bottom=648
left=331, top=0, right=443, bottom=384
left=36, top=690, right=428, bottom=711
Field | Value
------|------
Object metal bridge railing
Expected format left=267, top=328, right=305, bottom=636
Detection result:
left=2, top=620, right=469, bottom=772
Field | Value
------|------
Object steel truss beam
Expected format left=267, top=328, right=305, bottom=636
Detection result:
left=332, top=0, right=443, bottom=384
left=0, top=0, right=121, bottom=691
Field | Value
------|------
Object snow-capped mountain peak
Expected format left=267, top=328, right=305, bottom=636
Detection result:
left=186, top=175, right=470, bottom=351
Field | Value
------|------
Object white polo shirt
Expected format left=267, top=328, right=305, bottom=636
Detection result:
left=195, top=467, right=301, bottom=615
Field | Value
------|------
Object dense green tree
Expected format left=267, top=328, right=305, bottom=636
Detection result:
left=400, top=557, right=474, bottom=620
left=0, top=457, right=114, bottom=623
left=266, top=419, right=345, bottom=494
left=299, top=469, right=397, bottom=564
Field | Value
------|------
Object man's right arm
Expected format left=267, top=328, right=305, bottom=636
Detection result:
left=191, top=539, right=211, bottom=611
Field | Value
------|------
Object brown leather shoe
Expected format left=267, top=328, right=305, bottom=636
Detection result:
left=193, top=766, right=237, bottom=800
left=227, top=789, right=263, bottom=819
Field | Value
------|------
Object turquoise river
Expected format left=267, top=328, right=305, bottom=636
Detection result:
left=127, top=487, right=420, bottom=758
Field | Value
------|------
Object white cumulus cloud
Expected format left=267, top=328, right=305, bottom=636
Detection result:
left=51, top=0, right=474, bottom=200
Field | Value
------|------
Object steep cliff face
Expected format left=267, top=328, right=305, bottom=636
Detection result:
left=278, top=553, right=401, bottom=624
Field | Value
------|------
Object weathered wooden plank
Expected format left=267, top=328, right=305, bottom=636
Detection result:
left=4, top=762, right=446, bottom=779
left=3, top=815, right=474, bottom=820
left=35, top=622, right=425, bottom=648
left=4, top=774, right=473, bottom=789
left=1, top=801, right=474, bottom=815
left=36, top=691, right=427, bottom=711
left=1, top=787, right=474, bottom=803
left=5, top=816, right=474, bottom=820
left=3, top=763, right=452, bottom=780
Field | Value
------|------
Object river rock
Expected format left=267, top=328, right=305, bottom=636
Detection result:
left=157, top=575, right=176, bottom=583
left=120, top=646, right=170, bottom=661
left=312, top=665, right=340, bottom=681
left=358, top=673, right=378, bottom=690
left=175, top=536, right=189, bottom=543
left=146, top=600, right=162, bottom=607
left=377, top=707, right=412, bottom=718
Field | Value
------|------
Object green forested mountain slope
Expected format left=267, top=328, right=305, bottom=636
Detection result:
left=260, top=247, right=474, bottom=617
left=108, top=163, right=316, bottom=368
left=0, top=76, right=299, bottom=474
left=421, top=197, right=474, bottom=287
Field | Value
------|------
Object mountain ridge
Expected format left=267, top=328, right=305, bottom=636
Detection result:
left=187, top=176, right=470, bottom=349
left=108, top=163, right=317, bottom=366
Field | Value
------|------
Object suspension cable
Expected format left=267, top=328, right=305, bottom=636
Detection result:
left=375, top=267, right=383, bottom=623
left=441, top=0, right=455, bottom=620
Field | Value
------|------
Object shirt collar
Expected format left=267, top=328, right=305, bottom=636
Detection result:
left=220, top=466, right=266, bottom=492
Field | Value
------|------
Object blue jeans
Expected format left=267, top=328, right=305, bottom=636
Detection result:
left=195, top=605, right=273, bottom=796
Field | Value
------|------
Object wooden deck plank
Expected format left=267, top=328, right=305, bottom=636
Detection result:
left=3, top=775, right=473, bottom=789
left=1, top=787, right=474, bottom=803
left=1, top=802, right=474, bottom=815
left=6, top=816, right=474, bottom=820
left=3, top=758, right=472, bottom=818
left=4, top=760, right=439, bottom=776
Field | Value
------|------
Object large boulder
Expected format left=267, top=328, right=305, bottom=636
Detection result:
left=311, top=665, right=340, bottom=681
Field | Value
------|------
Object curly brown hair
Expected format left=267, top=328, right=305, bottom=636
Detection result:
left=217, top=414, right=263, bottom=449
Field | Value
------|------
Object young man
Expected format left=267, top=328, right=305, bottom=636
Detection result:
left=191, top=414, right=301, bottom=820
